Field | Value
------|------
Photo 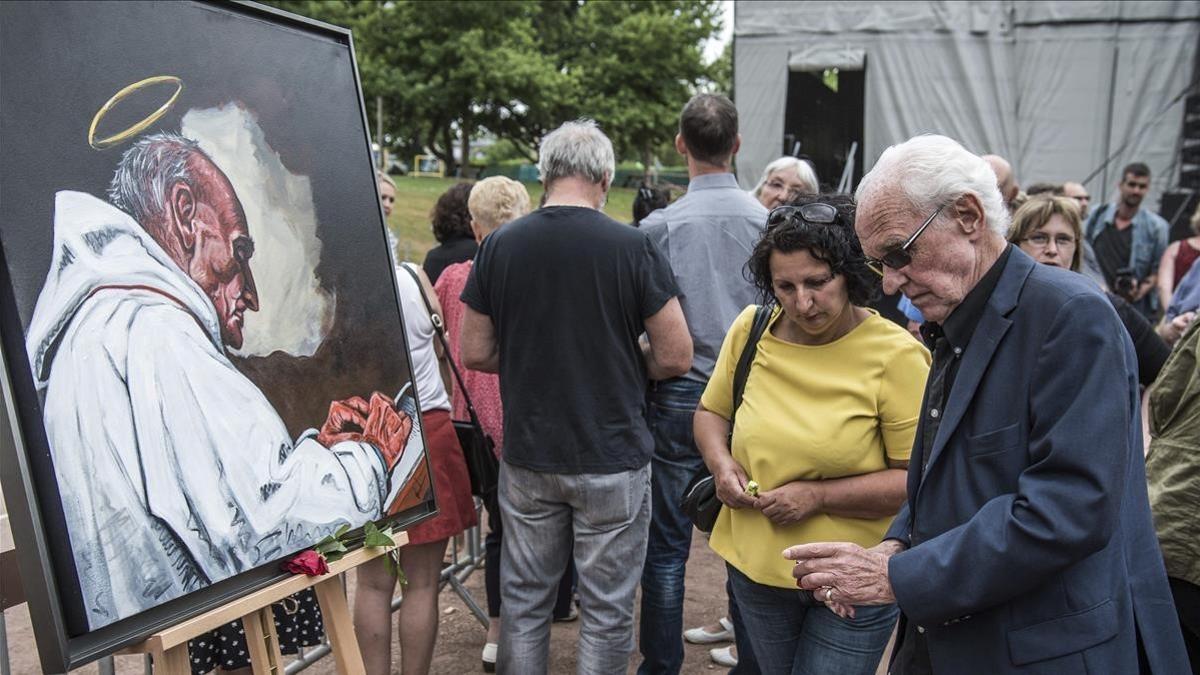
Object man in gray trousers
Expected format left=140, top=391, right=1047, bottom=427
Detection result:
left=461, top=119, right=693, bottom=674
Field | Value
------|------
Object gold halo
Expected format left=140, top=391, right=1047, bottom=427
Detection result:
left=87, top=76, right=183, bottom=150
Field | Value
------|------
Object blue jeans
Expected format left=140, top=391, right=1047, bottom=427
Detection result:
left=729, top=574, right=762, bottom=675
left=637, top=378, right=707, bottom=675
left=498, top=460, right=651, bottom=675
left=728, top=564, right=898, bottom=675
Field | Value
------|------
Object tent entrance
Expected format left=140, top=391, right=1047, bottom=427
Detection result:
left=783, top=65, right=865, bottom=192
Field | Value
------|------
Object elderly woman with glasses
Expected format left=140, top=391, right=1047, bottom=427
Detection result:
left=1008, top=195, right=1170, bottom=385
left=751, top=156, right=820, bottom=210
left=694, top=194, right=930, bottom=674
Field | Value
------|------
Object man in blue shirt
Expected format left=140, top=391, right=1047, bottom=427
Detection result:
left=1084, top=162, right=1170, bottom=317
left=637, top=93, right=768, bottom=675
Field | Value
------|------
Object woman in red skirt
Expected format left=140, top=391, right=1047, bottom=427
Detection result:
left=353, top=250, right=478, bottom=675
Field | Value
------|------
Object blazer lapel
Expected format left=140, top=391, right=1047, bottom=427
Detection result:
left=916, top=249, right=1035, bottom=495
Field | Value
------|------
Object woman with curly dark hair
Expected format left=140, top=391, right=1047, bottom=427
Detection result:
left=694, top=194, right=930, bottom=674
left=422, top=182, right=477, bottom=283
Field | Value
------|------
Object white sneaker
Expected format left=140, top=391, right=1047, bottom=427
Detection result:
left=710, top=645, right=738, bottom=667
left=553, top=605, right=580, bottom=622
left=683, top=617, right=734, bottom=644
left=481, top=642, right=497, bottom=672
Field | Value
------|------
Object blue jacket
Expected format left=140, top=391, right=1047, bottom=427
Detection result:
left=1084, top=203, right=1169, bottom=310
left=884, top=248, right=1187, bottom=673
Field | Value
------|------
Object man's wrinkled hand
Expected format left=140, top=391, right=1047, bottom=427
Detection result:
left=362, top=392, right=413, bottom=470
left=783, top=541, right=897, bottom=606
left=755, top=482, right=821, bottom=525
left=317, top=396, right=370, bottom=447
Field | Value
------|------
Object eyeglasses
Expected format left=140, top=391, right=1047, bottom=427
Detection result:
left=1023, top=233, right=1076, bottom=248
left=863, top=204, right=944, bottom=276
left=766, top=202, right=838, bottom=228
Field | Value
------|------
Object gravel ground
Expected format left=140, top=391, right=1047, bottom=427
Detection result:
left=3, top=530, right=890, bottom=674
left=4, top=533, right=731, bottom=674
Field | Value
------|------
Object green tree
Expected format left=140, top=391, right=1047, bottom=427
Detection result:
left=706, top=41, right=733, bottom=97
left=267, top=0, right=724, bottom=175
left=567, top=1, right=722, bottom=177
left=263, top=1, right=424, bottom=161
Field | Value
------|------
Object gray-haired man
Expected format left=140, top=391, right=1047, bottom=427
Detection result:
left=461, top=120, right=693, bottom=674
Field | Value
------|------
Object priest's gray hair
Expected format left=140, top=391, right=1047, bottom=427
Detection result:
left=537, top=119, right=615, bottom=188
left=108, top=132, right=205, bottom=229
left=856, top=134, right=1010, bottom=236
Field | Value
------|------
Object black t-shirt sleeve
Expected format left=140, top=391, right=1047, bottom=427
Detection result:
left=639, top=234, right=680, bottom=319
left=460, top=238, right=491, bottom=316
left=1109, top=293, right=1170, bottom=385
left=422, top=248, right=444, bottom=284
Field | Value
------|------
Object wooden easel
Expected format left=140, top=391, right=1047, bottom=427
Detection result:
left=119, top=537, right=405, bottom=675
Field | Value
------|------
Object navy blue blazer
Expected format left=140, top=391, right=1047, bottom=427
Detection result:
left=885, top=248, right=1188, bottom=673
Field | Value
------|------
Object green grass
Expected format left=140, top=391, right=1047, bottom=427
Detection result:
left=388, top=175, right=637, bottom=264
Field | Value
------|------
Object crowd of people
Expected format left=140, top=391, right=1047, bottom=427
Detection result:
left=190, top=90, right=1200, bottom=674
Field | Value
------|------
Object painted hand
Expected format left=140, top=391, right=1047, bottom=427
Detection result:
left=317, top=396, right=370, bottom=446
left=784, top=541, right=899, bottom=606
left=362, top=392, right=413, bottom=470
left=755, top=481, right=821, bottom=525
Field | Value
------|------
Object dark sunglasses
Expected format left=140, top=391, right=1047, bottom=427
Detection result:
left=863, top=204, right=944, bottom=276
left=766, top=202, right=838, bottom=228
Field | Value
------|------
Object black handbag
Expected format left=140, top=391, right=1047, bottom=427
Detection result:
left=401, top=264, right=500, bottom=498
left=680, top=303, right=775, bottom=533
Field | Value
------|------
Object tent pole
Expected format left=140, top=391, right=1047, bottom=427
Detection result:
left=1100, top=3, right=1122, bottom=204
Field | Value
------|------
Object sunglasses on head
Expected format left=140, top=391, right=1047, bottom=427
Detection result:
left=863, top=204, right=945, bottom=276
left=766, top=202, right=839, bottom=228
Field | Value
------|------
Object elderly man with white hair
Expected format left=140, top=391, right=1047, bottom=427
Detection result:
left=786, top=134, right=1187, bottom=674
left=460, top=120, right=692, bottom=674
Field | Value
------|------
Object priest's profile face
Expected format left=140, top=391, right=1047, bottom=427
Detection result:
left=104, top=133, right=262, bottom=349
left=175, top=155, right=260, bottom=349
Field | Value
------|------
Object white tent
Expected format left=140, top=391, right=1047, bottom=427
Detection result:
left=734, top=0, right=1200, bottom=208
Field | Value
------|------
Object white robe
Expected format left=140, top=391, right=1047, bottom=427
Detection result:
left=25, top=192, right=419, bottom=629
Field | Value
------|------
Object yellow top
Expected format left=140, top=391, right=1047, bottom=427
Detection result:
left=703, top=305, right=931, bottom=589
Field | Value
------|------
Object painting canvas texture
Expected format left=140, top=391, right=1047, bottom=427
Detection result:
left=0, top=0, right=433, bottom=649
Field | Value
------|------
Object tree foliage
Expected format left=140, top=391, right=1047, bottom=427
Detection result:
left=267, top=0, right=724, bottom=173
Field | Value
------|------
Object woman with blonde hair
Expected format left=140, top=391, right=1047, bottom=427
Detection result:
left=1008, top=195, right=1169, bottom=384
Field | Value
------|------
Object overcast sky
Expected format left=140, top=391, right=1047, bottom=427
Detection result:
left=703, top=0, right=734, bottom=64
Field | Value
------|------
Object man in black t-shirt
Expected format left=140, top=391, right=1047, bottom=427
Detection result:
left=461, top=119, right=692, bottom=674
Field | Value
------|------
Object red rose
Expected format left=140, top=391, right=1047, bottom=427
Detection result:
left=283, top=550, right=329, bottom=576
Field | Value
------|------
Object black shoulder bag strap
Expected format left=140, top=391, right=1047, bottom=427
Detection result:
left=399, top=263, right=486, bottom=431
left=678, top=302, right=777, bottom=533
left=729, top=302, right=776, bottom=436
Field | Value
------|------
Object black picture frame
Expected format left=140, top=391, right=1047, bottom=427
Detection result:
left=0, top=2, right=437, bottom=671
